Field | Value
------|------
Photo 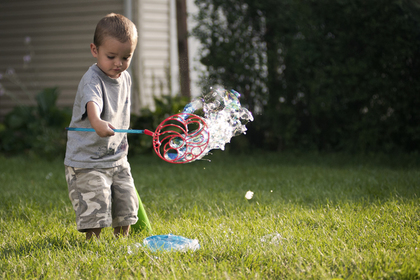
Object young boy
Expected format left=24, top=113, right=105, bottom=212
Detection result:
left=64, top=13, right=139, bottom=239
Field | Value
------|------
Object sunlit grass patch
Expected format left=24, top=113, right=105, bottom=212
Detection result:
left=0, top=152, right=419, bottom=279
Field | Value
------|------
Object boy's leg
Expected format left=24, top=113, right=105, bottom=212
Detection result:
left=65, top=166, right=114, bottom=234
left=111, top=162, right=139, bottom=234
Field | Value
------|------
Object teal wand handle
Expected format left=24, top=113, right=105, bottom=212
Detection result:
left=66, top=127, right=147, bottom=134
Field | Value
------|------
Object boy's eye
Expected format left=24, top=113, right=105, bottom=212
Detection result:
left=107, top=56, right=115, bottom=59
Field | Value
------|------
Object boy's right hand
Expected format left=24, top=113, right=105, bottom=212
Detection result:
left=91, top=119, right=116, bottom=137
left=86, top=101, right=116, bottom=137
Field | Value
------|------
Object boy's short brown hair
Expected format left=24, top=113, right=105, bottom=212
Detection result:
left=93, top=13, right=138, bottom=47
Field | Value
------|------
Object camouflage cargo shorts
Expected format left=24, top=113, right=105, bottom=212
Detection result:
left=65, top=161, right=139, bottom=232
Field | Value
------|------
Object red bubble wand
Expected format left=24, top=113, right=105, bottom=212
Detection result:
left=66, top=113, right=210, bottom=164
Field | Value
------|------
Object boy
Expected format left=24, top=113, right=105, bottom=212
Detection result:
left=64, top=13, right=139, bottom=239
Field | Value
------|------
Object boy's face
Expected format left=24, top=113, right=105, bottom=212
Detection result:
left=90, top=37, right=136, bottom=79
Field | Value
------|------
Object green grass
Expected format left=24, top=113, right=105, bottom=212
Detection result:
left=0, top=151, right=419, bottom=279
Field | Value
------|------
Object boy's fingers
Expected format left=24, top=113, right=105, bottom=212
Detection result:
left=108, top=123, right=116, bottom=136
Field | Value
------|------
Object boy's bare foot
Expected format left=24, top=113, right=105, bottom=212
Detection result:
left=114, top=225, right=130, bottom=238
left=86, top=228, right=102, bottom=240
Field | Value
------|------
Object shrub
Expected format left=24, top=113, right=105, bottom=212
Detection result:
left=192, top=0, right=420, bottom=152
left=128, top=94, right=190, bottom=156
left=0, top=87, right=71, bottom=159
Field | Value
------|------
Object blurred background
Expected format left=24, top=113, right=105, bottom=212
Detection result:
left=0, top=0, right=419, bottom=158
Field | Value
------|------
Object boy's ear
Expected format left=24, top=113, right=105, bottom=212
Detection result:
left=90, top=43, right=98, bottom=58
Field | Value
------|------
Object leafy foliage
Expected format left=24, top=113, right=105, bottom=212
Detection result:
left=0, top=87, right=71, bottom=158
left=128, top=94, right=190, bottom=156
left=192, top=0, right=420, bottom=152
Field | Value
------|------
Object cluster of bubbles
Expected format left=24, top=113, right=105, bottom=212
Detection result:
left=180, top=86, right=254, bottom=161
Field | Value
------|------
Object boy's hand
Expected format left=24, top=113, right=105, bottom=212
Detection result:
left=91, top=119, right=116, bottom=137
left=86, top=101, right=116, bottom=137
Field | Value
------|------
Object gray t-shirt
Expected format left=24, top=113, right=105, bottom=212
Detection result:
left=64, top=64, right=131, bottom=168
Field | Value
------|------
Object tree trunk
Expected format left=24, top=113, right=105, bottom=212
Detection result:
left=176, top=0, right=191, bottom=97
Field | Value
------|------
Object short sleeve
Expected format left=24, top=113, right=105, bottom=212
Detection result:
left=80, top=76, right=104, bottom=120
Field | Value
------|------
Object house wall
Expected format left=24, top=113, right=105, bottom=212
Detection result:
left=187, top=0, right=205, bottom=98
left=0, top=0, right=124, bottom=117
left=129, top=0, right=203, bottom=111
left=0, top=0, right=201, bottom=117
left=132, top=0, right=173, bottom=112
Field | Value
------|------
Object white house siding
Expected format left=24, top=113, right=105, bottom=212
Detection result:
left=133, top=0, right=204, bottom=110
left=0, top=0, right=202, bottom=117
left=133, top=0, right=172, bottom=111
left=0, top=0, right=124, bottom=117
left=187, top=0, right=205, bottom=98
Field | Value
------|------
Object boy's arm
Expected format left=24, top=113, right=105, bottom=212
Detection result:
left=86, top=101, right=116, bottom=137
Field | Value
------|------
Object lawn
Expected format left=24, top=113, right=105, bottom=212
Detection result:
left=0, top=151, right=419, bottom=279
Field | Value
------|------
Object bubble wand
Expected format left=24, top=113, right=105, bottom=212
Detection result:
left=66, top=113, right=210, bottom=233
left=66, top=113, right=210, bottom=164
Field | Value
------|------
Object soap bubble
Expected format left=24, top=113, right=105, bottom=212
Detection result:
left=182, top=86, right=254, bottom=161
left=245, top=190, right=254, bottom=200
left=260, top=233, right=284, bottom=245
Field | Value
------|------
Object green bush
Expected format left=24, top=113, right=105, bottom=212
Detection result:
left=192, top=0, right=420, bottom=153
left=128, top=94, right=190, bottom=156
left=0, top=87, right=71, bottom=159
